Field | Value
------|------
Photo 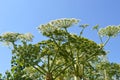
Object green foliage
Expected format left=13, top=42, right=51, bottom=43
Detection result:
left=12, top=43, right=40, bottom=66
left=0, top=18, right=120, bottom=80
left=0, top=73, right=2, bottom=78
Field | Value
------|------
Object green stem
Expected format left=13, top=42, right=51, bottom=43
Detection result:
left=32, top=65, right=45, bottom=75
left=79, top=28, right=85, bottom=37
left=103, top=37, right=110, bottom=47
left=97, top=29, right=104, bottom=44
left=64, top=27, right=68, bottom=33
left=99, top=35, right=104, bottom=44
left=51, top=62, right=67, bottom=73
left=54, top=63, right=72, bottom=79
left=51, top=36, right=73, bottom=61
left=36, top=64, right=47, bottom=73
left=49, top=51, right=58, bottom=72
left=104, top=69, right=108, bottom=80
left=48, top=55, right=50, bottom=72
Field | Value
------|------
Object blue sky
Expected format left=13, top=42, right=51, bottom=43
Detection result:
left=0, top=0, right=120, bottom=74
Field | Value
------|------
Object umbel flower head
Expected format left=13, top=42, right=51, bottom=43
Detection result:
left=38, top=18, right=79, bottom=36
left=0, top=32, right=20, bottom=42
left=50, top=18, right=79, bottom=28
left=38, top=23, right=58, bottom=36
left=98, top=25, right=120, bottom=37
left=0, top=32, right=33, bottom=45
left=17, top=33, right=34, bottom=42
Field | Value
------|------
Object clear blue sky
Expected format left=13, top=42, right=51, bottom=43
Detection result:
left=0, top=0, right=120, bottom=74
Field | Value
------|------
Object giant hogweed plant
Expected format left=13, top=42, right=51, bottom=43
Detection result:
left=0, top=18, right=120, bottom=80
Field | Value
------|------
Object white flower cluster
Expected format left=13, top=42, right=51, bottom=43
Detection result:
left=1, top=32, right=19, bottom=42
left=50, top=18, right=79, bottom=28
left=98, top=25, right=120, bottom=37
left=17, top=33, right=34, bottom=41
left=38, top=18, right=79, bottom=36
left=1, top=32, right=33, bottom=43
left=38, top=23, right=58, bottom=36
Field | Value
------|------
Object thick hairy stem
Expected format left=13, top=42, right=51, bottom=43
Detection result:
left=45, top=73, right=54, bottom=80
left=74, top=76, right=80, bottom=80
left=74, top=64, right=84, bottom=80
left=54, top=63, right=72, bottom=79
left=104, top=69, right=108, bottom=80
